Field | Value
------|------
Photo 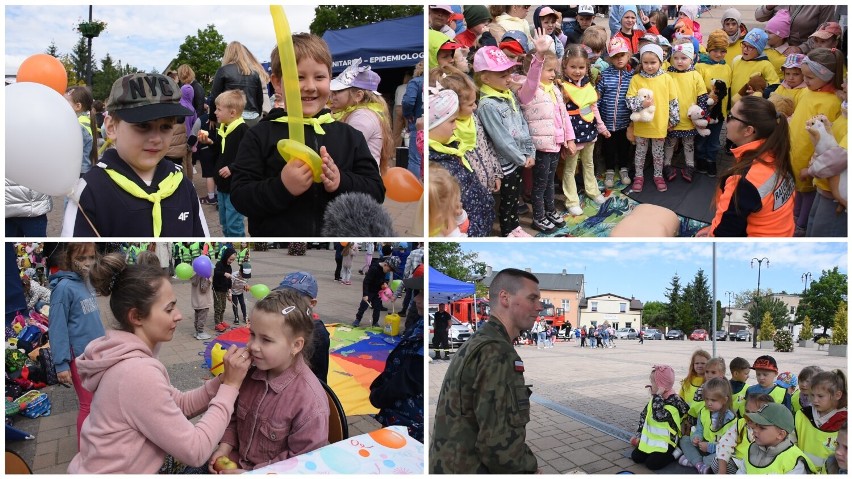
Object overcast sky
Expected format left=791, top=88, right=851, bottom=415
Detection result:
left=5, top=5, right=319, bottom=75
left=455, top=241, right=848, bottom=303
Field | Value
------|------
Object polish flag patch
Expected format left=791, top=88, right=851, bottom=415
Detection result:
left=514, top=360, right=525, bottom=372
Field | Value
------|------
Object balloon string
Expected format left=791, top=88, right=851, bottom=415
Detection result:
left=270, top=5, right=304, bottom=145
left=75, top=202, right=101, bottom=237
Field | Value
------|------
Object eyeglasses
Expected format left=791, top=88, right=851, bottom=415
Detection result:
left=726, top=113, right=751, bottom=126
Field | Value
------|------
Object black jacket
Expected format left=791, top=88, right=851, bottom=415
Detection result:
left=230, top=108, right=385, bottom=236
left=208, top=64, right=263, bottom=116
left=214, top=121, right=248, bottom=193
left=62, top=149, right=206, bottom=237
left=212, top=247, right=236, bottom=292
left=362, top=262, right=386, bottom=297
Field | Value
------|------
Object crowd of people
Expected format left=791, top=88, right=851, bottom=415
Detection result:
left=6, top=242, right=425, bottom=472
left=8, top=30, right=427, bottom=238
left=427, top=4, right=847, bottom=237
left=430, top=267, right=847, bottom=475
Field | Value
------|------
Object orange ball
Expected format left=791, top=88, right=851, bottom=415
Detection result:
left=382, top=167, right=423, bottom=203
left=17, top=54, right=68, bottom=95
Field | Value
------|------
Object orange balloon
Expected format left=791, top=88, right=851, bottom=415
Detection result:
left=382, top=167, right=422, bottom=202
left=17, top=54, right=68, bottom=95
left=340, top=242, right=348, bottom=247
left=368, top=428, right=407, bottom=449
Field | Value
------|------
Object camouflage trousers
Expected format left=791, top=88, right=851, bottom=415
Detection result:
left=213, top=291, right=227, bottom=324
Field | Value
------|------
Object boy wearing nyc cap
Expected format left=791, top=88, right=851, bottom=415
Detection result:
left=62, top=72, right=208, bottom=237
left=229, top=34, right=384, bottom=237
left=744, top=402, right=814, bottom=473
left=746, top=355, right=792, bottom=410
left=275, top=271, right=330, bottom=384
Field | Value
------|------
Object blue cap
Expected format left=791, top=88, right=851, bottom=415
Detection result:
left=742, top=28, right=768, bottom=56
left=276, top=271, right=318, bottom=299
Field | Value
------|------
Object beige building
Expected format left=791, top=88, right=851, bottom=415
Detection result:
left=578, top=294, right=644, bottom=330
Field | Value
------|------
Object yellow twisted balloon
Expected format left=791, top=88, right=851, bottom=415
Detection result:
left=270, top=5, right=323, bottom=182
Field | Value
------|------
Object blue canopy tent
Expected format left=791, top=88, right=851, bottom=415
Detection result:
left=322, top=15, right=425, bottom=73
left=429, top=267, right=475, bottom=304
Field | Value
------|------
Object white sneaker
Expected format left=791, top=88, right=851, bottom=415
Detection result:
left=620, top=168, right=631, bottom=185
left=592, top=195, right=606, bottom=205
left=507, top=226, right=532, bottom=237
left=567, top=206, right=584, bottom=216
left=604, top=170, right=615, bottom=188
left=194, top=332, right=212, bottom=340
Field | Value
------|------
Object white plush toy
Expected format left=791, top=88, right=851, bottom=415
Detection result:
left=687, top=105, right=711, bottom=136
left=805, top=114, right=838, bottom=156
left=630, top=88, right=656, bottom=122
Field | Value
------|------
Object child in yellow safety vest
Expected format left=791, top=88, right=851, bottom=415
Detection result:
left=676, top=377, right=737, bottom=473
left=793, top=365, right=824, bottom=414
left=743, top=403, right=814, bottom=473
left=728, top=357, right=751, bottom=417
left=795, top=369, right=848, bottom=473
left=630, top=364, right=690, bottom=471
left=715, top=392, right=774, bottom=474
left=745, top=355, right=791, bottom=410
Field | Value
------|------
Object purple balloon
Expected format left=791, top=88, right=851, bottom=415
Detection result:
left=193, top=255, right=213, bottom=278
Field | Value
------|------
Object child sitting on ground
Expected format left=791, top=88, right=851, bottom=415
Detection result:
left=746, top=355, right=791, bottom=410
left=729, top=357, right=751, bottom=416
left=62, top=73, right=208, bottom=237
left=677, top=377, right=737, bottom=473
left=793, top=365, right=823, bottom=414
left=824, top=420, right=848, bottom=474
left=776, top=371, right=798, bottom=398
left=679, top=349, right=710, bottom=428
left=630, top=364, right=690, bottom=470
left=716, top=393, right=774, bottom=474
left=744, top=402, right=813, bottom=473
left=229, top=34, right=385, bottom=236
left=208, top=289, right=329, bottom=472
left=795, top=369, right=848, bottom=473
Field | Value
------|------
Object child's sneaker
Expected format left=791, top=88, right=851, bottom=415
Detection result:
left=620, top=168, right=631, bottom=185
left=546, top=211, right=566, bottom=227
left=604, top=170, right=615, bottom=188
left=695, top=462, right=710, bottom=474
left=663, top=165, right=677, bottom=182
left=532, top=217, right=557, bottom=233
left=631, top=176, right=644, bottom=193
left=507, top=226, right=532, bottom=237
left=678, top=455, right=692, bottom=467
left=591, top=195, right=606, bottom=205
left=695, top=158, right=708, bottom=174
left=706, top=161, right=717, bottom=177
left=199, top=196, right=218, bottom=205
left=517, top=201, right=529, bottom=215
left=214, top=322, right=228, bottom=333
left=653, top=176, right=667, bottom=192
left=672, top=447, right=683, bottom=459
left=194, top=331, right=212, bottom=340
left=567, top=205, right=584, bottom=216
left=681, top=166, right=694, bottom=183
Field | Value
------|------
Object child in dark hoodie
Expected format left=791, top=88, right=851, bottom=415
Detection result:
left=49, top=243, right=105, bottom=446
left=212, top=247, right=236, bottom=332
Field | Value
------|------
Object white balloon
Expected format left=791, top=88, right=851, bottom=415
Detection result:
left=5, top=82, right=83, bottom=196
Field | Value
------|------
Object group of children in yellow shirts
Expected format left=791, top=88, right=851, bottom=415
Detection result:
left=631, top=350, right=847, bottom=474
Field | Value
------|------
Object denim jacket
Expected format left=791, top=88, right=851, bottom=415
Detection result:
left=476, top=95, right=535, bottom=173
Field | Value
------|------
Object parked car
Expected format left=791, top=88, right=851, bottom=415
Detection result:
left=642, top=328, right=663, bottom=340
left=307, top=242, right=331, bottom=250
left=735, top=329, right=752, bottom=342
left=428, top=312, right=472, bottom=348
left=715, top=330, right=727, bottom=341
left=665, top=329, right=685, bottom=340
left=689, top=329, right=708, bottom=341
left=615, top=327, right=638, bottom=339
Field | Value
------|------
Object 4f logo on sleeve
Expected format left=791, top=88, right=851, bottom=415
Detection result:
left=178, top=212, right=189, bottom=221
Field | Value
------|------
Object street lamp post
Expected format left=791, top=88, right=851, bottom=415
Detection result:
left=87, top=5, right=93, bottom=87
left=751, top=257, right=769, bottom=348
left=725, top=290, right=734, bottom=338
left=801, top=272, right=812, bottom=293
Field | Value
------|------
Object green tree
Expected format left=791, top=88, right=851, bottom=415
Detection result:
left=641, top=301, right=667, bottom=327
left=171, top=24, right=227, bottom=90
left=715, top=300, right=725, bottom=330
left=800, top=315, right=813, bottom=341
left=59, top=54, right=82, bottom=86
left=683, top=269, right=712, bottom=331
left=757, top=312, right=776, bottom=341
left=796, top=267, right=847, bottom=334
left=832, top=302, right=847, bottom=345
left=92, top=53, right=122, bottom=100
left=310, top=5, right=423, bottom=35
left=428, top=243, right=486, bottom=284
left=663, top=273, right=683, bottom=328
left=734, top=288, right=775, bottom=308
left=45, top=41, right=59, bottom=57
left=70, top=37, right=89, bottom=85
left=744, top=296, right=789, bottom=339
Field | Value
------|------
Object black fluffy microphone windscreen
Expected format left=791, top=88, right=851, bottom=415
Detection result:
left=321, top=192, right=396, bottom=237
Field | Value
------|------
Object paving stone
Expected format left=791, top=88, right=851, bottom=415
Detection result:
left=562, top=448, right=598, bottom=467
left=36, top=411, right=76, bottom=432
left=530, top=436, right=564, bottom=450
left=547, top=457, right=578, bottom=471
left=34, top=439, right=58, bottom=457
left=31, top=453, right=56, bottom=471
left=535, top=448, right=561, bottom=461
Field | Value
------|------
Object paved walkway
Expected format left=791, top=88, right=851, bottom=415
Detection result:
left=7, top=247, right=402, bottom=473
left=429, top=336, right=847, bottom=474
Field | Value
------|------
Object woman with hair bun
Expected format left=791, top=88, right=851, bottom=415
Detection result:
left=68, top=253, right=252, bottom=474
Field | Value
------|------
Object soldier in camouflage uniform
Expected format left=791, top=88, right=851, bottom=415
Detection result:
left=430, top=268, right=543, bottom=473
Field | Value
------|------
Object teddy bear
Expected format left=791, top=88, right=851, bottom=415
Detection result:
left=630, top=88, right=656, bottom=122
left=687, top=105, right=711, bottom=136
left=706, top=79, right=728, bottom=124
left=768, top=93, right=794, bottom=119
left=732, top=72, right=768, bottom=104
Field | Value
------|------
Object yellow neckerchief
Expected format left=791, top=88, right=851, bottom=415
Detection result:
left=453, top=115, right=477, bottom=155
left=271, top=112, right=335, bottom=134
left=331, top=102, right=386, bottom=121
left=541, top=82, right=558, bottom=105
left=98, top=138, right=113, bottom=156
left=428, top=136, right=472, bottom=171
left=217, top=117, right=246, bottom=154
left=103, top=169, right=183, bottom=238
left=480, top=84, right=517, bottom=111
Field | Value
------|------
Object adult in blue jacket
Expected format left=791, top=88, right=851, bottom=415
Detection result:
left=49, top=243, right=105, bottom=446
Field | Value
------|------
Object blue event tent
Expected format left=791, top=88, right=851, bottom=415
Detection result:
left=429, top=267, right=475, bottom=304
left=322, top=14, right=425, bottom=73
